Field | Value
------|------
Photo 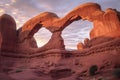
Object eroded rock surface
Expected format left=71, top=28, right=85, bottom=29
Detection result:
left=0, top=14, right=17, bottom=52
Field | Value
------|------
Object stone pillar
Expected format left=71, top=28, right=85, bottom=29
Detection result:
left=0, top=31, right=2, bottom=72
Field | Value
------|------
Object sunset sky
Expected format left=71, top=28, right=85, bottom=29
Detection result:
left=0, top=0, right=120, bottom=49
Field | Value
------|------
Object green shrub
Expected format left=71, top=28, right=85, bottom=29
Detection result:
left=113, top=69, right=120, bottom=78
left=89, top=65, right=98, bottom=76
left=15, top=68, right=23, bottom=73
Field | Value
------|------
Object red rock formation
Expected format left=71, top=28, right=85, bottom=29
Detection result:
left=65, top=3, right=120, bottom=39
left=66, top=2, right=120, bottom=39
left=17, top=10, right=82, bottom=52
left=18, top=2, right=120, bottom=53
left=16, top=27, right=38, bottom=53
left=0, top=73, right=14, bottom=80
left=77, top=42, right=84, bottom=50
left=18, top=12, right=58, bottom=42
left=17, top=27, right=38, bottom=48
left=36, top=31, right=65, bottom=52
left=77, top=38, right=90, bottom=50
left=0, top=32, right=2, bottom=50
left=1, top=38, right=120, bottom=80
left=0, top=25, right=2, bottom=72
left=18, top=12, right=80, bottom=42
left=85, top=37, right=114, bottom=48
left=90, top=8, right=120, bottom=38
left=0, top=14, right=38, bottom=54
left=0, top=2, right=120, bottom=80
left=0, top=14, right=17, bottom=52
left=18, top=12, right=75, bottom=51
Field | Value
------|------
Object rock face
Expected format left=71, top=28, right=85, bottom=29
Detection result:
left=0, top=73, right=14, bottom=80
left=77, top=37, right=115, bottom=49
left=0, top=26, right=2, bottom=72
left=89, top=8, right=120, bottom=38
left=0, top=14, right=17, bottom=52
left=18, top=12, right=66, bottom=51
left=17, top=27, right=38, bottom=53
left=0, top=15, right=38, bottom=53
left=0, top=31, right=2, bottom=50
left=1, top=38, right=120, bottom=80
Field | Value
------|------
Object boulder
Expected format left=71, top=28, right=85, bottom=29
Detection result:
left=77, top=42, right=84, bottom=50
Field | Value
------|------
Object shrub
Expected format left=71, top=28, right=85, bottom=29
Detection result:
left=113, top=69, right=120, bottom=78
left=89, top=65, right=98, bottom=76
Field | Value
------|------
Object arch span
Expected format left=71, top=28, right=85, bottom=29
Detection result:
left=18, top=2, right=120, bottom=53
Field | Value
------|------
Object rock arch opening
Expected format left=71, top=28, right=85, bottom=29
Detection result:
left=62, top=20, right=93, bottom=50
left=19, top=23, right=52, bottom=48
left=34, top=27, right=52, bottom=48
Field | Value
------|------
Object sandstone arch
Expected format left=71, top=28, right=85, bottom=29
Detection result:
left=18, top=12, right=81, bottom=52
left=66, top=2, right=120, bottom=39
left=65, top=2, right=120, bottom=49
left=1, top=2, right=120, bottom=53
left=18, top=12, right=81, bottom=42
left=18, top=2, right=120, bottom=52
left=18, top=12, right=59, bottom=42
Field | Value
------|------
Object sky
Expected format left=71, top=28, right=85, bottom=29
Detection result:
left=0, top=0, right=120, bottom=49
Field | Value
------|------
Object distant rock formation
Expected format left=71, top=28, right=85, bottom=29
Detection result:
left=77, top=42, right=84, bottom=50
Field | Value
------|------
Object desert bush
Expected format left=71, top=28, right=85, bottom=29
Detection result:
left=89, top=65, right=98, bottom=76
